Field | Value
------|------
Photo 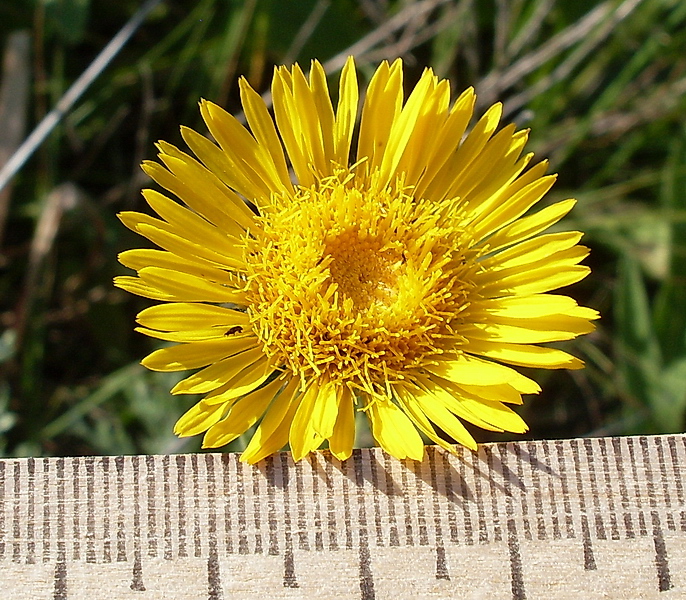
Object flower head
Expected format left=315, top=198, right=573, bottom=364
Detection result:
left=115, top=57, right=598, bottom=463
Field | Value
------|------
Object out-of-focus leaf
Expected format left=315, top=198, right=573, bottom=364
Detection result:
left=42, top=0, right=91, bottom=45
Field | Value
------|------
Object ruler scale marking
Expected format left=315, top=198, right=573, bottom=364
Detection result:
left=204, top=454, right=223, bottom=599
left=611, top=437, right=635, bottom=539
left=627, top=437, right=649, bottom=536
left=641, top=437, right=674, bottom=591
left=428, top=448, right=450, bottom=581
left=114, top=457, right=126, bottom=562
left=513, top=445, right=533, bottom=542
left=651, top=510, right=672, bottom=592
left=668, top=436, right=684, bottom=506
left=570, top=440, right=596, bottom=570
left=367, top=452, right=383, bottom=548
left=381, top=451, right=399, bottom=547
left=457, top=446, right=475, bottom=546
left=308, top=454, right=324, bottom=551
left=654, top=437, right=675, bottom=532
left=192, top=455, right=203, bottom=558
left=525, top=442, right=545, bottom=541
left=412, top=460, right=429, bottom=546
left=499, top=443, right=527, bottom=600
left=220, top=455, right=234, bottom=556
left=598, top=439, right=620, bottom=540
left=0, top=461, right=5, bottom=559
left=84, top=457, right=95, bottom=564
left=641, top=436, right=658, bottom=510
left=354, top=451, right=375, bottom=600
left=54, top=560, right=67, bottom=600
left=162, top=455, right=172, bottom=560
left=279, top=452, right=299, bottom=589
left=130, top=456, right=145, bottom=591
left=294, top=459, right=308, bottom=552
left=144, top=455, right=156, bottom=557
left=175, top=454, right=188, bottom=558
left=12, top=461, right=20, bottom=562
left=440, top=451, right=459, bottom=545
left=554, top=439, right=575, bottom=539
left=472, top=451, right=489, bottom=545
left=489, top=445, right=506, bottom=544
left=42, top=459, right=50, bottom=563
left=541, top=440, right=562, bottom=540
left=27, top=458, right=35, bottom=564
left=265, top=456, right=280, bottom=556
left=583, top=439, right=606, bottom=541
left=341, top=455, right=354, bottom=550
left=324, top=456, right=339, bottom=551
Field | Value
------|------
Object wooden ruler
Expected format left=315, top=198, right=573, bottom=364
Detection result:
left=0, top=434, right=684, bottom=599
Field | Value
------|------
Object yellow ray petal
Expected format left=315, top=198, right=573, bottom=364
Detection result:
left=367, top=399, right=424, bottom=461
left=289, top=379, right=325, bottom=461
left=170, top=346, right=264, bottom=394
left=484, top=231, right=583, bottom=272
left=425, top=102, right=502, bottom=201
left=202, top=376, right=284, bottom=448
left=414, top=86, right=475, bottom=198
left=484, top=263, right=591, bottom=297
left=142, top=189, right=242, bottom=254
left=154, top=148, right=256, bottom=230
left=422, top=375, right=529, bottom=433
left=465, top=339, right=584, bottom=369
left=113, top=275, right=175, bottom=301
left=472, top=175, right=557, bottom=240
left=426, top=353, right=525, bottom=386
left=201, top=357, right=276, bottom=405
left=377, top=68, right=437, bottom=186
left=181, top=126, right=271, bottom=206
left=272, top=67, right=313, bottom=187
left=468, top=313, right=596, bottom=344
left=357, top=59, right=403, bottom=175
left=135, top=326, right=238, bottom=343
left=138, top=267, right=246, bottom=303
left=445, top=123, right=520, bottom=202
left=399, top=383, right=477, bottom=451
left=452, top=390, right=529, bottom=434
left=455, top=382, right=523, bottom=405
left=238, top=77, right=291, bottom=184
left=484, top=199, right=577, bottom=253
left=310, top=378, right=340, bottom=440
left=136, top=303, right=249, bottom=332
left=479, top=294, right=580, bottom=319
left=240, top=377, right=301, bottom=464
left=118, top=249, right=232, bottom=282
left=141, top=335, right=257, bottom=372
left=174, top=401, right=226, bottom=437
left=200, top=100, right=288, bottom=196
left=333, top=56, right=358, bottom=166
left=141, top=160, right=247, bottom=236
left=309, top=60, right=336, bottom=164
left=394, top=384, right=457, bottom=453
left=329, top=385, right=355, bottom=460
left=417, top=375, right=505, bottom=432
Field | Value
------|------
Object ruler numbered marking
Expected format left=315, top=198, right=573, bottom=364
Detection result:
left=0, top=434, right=685, bottom=599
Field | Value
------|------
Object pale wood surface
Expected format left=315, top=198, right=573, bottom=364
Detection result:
left=0, top=434, right=684, bottom=599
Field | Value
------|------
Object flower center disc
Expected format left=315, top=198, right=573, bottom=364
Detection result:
left=325, top=231, right=401, bottom=310
left=244, top=174, right=473, bottom=393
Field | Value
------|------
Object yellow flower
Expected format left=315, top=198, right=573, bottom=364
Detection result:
left=115, top=57, right=598, bottom=463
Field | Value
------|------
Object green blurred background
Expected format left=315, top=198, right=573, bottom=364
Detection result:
left=0, top=0, right=684, bottom=458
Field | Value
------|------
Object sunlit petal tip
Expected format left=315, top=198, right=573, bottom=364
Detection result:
left=117, top=56, right=597, bottom=462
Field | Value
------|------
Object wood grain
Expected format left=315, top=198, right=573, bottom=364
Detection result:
left=0, top=434, right=684, bottom=599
